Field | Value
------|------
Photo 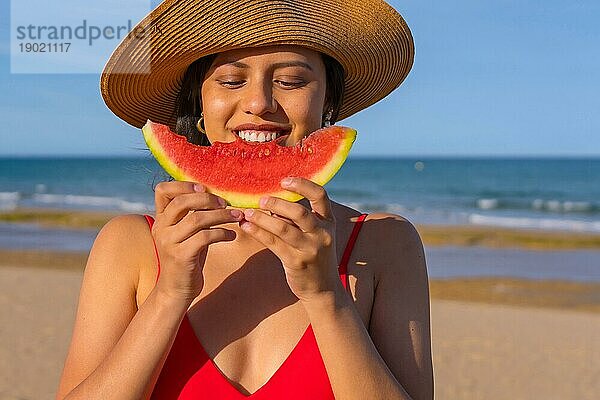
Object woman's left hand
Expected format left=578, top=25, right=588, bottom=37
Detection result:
left=240, top=177, right=340, bottom=303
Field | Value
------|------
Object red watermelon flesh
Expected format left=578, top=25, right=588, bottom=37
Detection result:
left=142, top=120, right=356, bottom=208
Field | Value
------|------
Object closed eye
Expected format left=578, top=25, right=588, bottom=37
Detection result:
left=219, top=80, right=245, bottom=88
left=275, top=80, right=306, bottom=88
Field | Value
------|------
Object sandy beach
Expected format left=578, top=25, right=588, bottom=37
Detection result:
left=0, top=260, right=598, bottom=399
left=1, top=208, right=599, bottom=399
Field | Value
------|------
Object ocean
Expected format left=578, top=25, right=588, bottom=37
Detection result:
left=1, top=156, right=599, bottom=233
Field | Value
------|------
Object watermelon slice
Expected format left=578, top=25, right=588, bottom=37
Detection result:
left=142, top=120, right=356, bottom=208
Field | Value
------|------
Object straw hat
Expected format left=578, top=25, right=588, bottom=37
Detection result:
left=100, top=0, right=414, bottom=130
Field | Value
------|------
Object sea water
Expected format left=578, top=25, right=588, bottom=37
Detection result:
left=1, top=156, right=598, bottom=233
left=2, top=156, right=599, bottom=281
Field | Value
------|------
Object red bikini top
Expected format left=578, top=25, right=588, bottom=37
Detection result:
left=144, top=213, right=368, bottom=399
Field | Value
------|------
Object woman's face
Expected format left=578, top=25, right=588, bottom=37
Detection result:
left=201, top=45, right=327, bottom=146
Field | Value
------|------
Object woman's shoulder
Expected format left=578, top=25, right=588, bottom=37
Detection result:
left=363, top=212, right=423, bottom=258
left=89, top=214, right=156, bottom=288
left=334, top=202, right=425, bottom=279
left=365, top=212, right=426, bottom=286
left=333, top=202, right=422, bottom=248
left=95, top=214, right=154, bottom=252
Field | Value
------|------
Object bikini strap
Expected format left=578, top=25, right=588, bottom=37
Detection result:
left=143, top=215, right=161, bottom=283
left=338, top=214, right=368, bottom=292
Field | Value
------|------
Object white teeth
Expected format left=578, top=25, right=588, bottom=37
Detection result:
left=237, top=130, right=281, bottom=142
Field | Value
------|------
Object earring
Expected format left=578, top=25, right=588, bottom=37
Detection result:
left=196, top=112, right=206, bottom=134
left=322, top=108, right=333, bottom=127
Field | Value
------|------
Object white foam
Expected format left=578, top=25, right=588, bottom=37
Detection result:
left=477, top=198, right=499, bottom=210
left=468, top=213, right=600, bottom=233
left=32, top=193, right=151, bottom=212
left=0, top=192, right=20, bottom=211
left=531, top=199, right=593, bottom=213
left=532, top=199, right=545, bottom=210
left=386, top=203, right=409, bottom=214
left=343, top=202, right=408, bottom=215
left=0, top=192, right=20, bottom=201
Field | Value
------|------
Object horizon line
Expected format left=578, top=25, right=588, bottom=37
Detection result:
left=1, top=154, right=599, bottom=160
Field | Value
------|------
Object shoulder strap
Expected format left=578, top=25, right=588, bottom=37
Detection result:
left=338, top=214, right=368, bottom=292
left=143, top=215, right=161, bottom=283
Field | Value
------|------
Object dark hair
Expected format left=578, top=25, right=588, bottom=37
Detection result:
left=174, top=52, right=345, bottom=145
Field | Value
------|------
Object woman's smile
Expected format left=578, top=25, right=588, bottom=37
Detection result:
left=231, top=123, right=292, bottom=143
left=201, top=45, right=327, bottom=147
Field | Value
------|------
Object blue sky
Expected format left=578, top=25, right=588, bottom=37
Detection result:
left=1, top=0, right=599, bottom=157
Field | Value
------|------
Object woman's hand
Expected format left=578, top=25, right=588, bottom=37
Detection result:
left=151, top=181, right=244, bottom=305
left=240, top=177, right=340, bottom=303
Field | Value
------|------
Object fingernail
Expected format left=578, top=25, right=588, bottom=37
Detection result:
left=281, top=177, right=293, bottom=187
left=244, top=209, right=254, bottom=218
left=194, top=183, right=205, bottom=192
left=218, top=198, right=227, bottom=207
left=259, top=197, right=269, bottom=208
left=230, top=209, right=243, bottom=219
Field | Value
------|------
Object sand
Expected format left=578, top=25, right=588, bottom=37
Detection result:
left=1, top=264, right=599, bottom=400
left=0, top=266, right=83, bottom=400
left=432, top=301, right=600, bottom=400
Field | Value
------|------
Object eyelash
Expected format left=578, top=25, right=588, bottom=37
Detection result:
left=218, top=80, right=305, bottom=89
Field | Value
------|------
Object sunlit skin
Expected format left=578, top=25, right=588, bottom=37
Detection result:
left=201, top=45, right=328, bottom=147
left=56, top=32, right=430, bottom=400
left=197, top=45, right=341, bottom=300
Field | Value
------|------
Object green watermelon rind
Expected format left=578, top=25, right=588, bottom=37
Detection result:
left=142, top=121, right=190, bottom=182
left=142, top=120, right=356, bottom=208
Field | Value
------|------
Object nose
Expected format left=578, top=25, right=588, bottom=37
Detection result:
left=241, top=79, right=278, bottom=116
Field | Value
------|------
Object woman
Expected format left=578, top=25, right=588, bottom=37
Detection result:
left=57, top=0, right=433, bottom=399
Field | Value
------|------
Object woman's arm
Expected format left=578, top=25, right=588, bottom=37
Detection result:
left=303, top=214, right=434, bottom=400
left=56, top=181, right=243, bottom=399
left=55, top=214, right=190, bottom=400
left=239, top=178, right=434, bottom=399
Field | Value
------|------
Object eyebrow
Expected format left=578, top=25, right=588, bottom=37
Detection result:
left=224, top=61, right=313, bottom=71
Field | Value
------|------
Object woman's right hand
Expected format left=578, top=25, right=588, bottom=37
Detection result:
left=151, top=181, right=244, bottom=305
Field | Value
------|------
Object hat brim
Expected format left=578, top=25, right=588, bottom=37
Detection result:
left=100, top=0, right=415, bottom=130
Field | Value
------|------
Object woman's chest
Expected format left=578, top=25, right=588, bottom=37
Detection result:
left=187, top=234, right=376, bottom=327
left=165, top=250, right=374, bottom=395
left=137, top=215, right=375, bottom=393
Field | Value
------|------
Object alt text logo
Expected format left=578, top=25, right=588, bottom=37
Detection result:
left=10, top=0, right=152, bottom=74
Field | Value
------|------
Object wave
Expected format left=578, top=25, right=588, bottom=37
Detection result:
left=339, top=201, right=600, bottom=233
left=468, top=213, right=600, bottom=233
left=476, top=198, right=499, bottom=210
left=0, top=191, right=20, bottom=211
left=531, top=199, right=594, bottom=213
left=476, top=198, right=597, bottom=214
left=31, top=193, right=152, bottom=212
left=0, top=192, right=21, bottom=201
left=344, top=202, right=409, bottom=214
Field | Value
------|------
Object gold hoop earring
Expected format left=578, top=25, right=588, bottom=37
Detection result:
left=196, top=113, right=206, bottom=134
left=322, top=109, right=333, bottom=128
